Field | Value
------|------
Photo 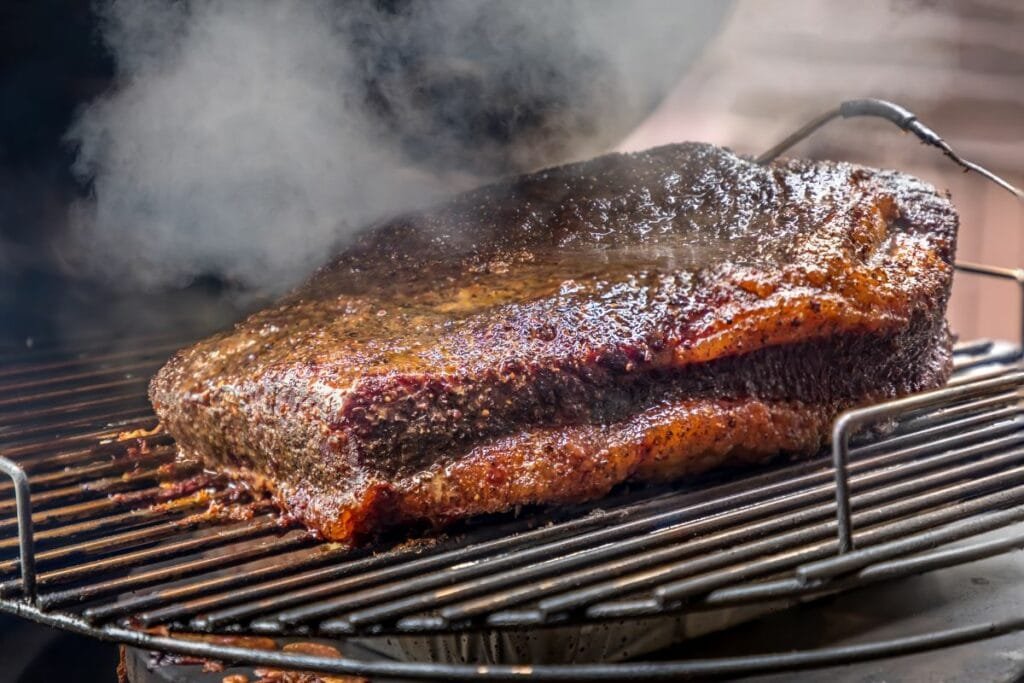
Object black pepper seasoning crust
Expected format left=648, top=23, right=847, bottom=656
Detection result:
left=149, top=142, right=957, bottom=542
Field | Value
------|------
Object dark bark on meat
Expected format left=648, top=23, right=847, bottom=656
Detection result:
left=150, top=142, right=957, bottom=541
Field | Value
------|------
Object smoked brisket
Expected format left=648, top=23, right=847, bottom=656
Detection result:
left=149, top=142, right=958, bottom=541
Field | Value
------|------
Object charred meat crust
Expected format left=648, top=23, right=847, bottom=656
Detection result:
left=150, top=142, right=958, bottom=542
left=281, top=317, right=953, bottom=542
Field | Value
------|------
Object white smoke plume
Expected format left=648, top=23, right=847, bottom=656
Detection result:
left=65, top=0, right=726, bottom=295
left=67, top=1, right=436, bottom=293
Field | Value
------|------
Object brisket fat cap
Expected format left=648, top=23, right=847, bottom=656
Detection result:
left=149, top=142, right=957, bottom=542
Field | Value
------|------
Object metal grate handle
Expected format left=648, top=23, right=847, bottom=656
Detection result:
left=0, top=456, right=35, bottom=600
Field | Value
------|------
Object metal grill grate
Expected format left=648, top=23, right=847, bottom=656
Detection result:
left=3, top=269, right=1024, bottom=679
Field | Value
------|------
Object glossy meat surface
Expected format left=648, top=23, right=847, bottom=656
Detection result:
left=149, top=142, right=958, bottom=541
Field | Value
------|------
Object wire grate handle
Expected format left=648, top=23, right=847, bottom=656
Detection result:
left=757, top=98, right=1024, bottom=202
left=0, top=456, right=35, bottom=601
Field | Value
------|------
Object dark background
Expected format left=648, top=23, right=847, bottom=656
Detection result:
left=2, top=1, right=239, bottom=349
left=1, top=0, right=115, bottom=346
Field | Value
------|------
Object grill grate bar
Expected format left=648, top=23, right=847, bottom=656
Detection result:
left=328, top=437, right=1024, bottom=632
left=796, top=501, right=1024, bottom=582
left=135, top=546, right=377, bottom=628
left=0, top=427, right=165, bottom=468
left=432, top=436, right=1024, bottom=624
left=856, top=526, right=1024, bottom=581
left=201, top=470, right=861, bottom=631
left=483, top=438, right=1022, bottom=624
left=890, top=392, right=1020, bottom=437
left=830, top=371, right=1024, bottom=552
left=382, top=443, right=1024, bottom=631
left=700, top=525, right=1024, bottom=609
left=0, top=409, right=156, bottom=446
left=0, top=481, right=216, bottom=536
left=0, top=495, right=261, bottom=575
left=0, top=359, right=165, bottom=394
left=0, top=462, right=200, bottom=516
left=38, top=532, right=313, bottom=610
left=172, top=486, right=737, bottom=630
left=0, top=506, right=225, bottom=584
left=573, top=450, right=1016, bottom=616
left=0, top=498, right=206, bottom=554
left=284, top=421, right=1024, bottom=632
left=0, top=457, right=35, bottom=599
left=1, top=515, right=284, bottom=598
left=0, top=335, right=191, bottom=373
left=0, top=393, right=149, bottom=429
left=0, top=375, right=152, bottom=412
left=6, top=439, right=170, bottom=479
left=0, top=447, right=176, bottom=498
left=181, top=508, right=635, bottom=631
left=643, top=479, right=1024, bottom=608
left=81, top=544, right=353, bottom=623
left=951, top=340, right=1021, bottom=374
left=579, top=487, right=1024, bottom=622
